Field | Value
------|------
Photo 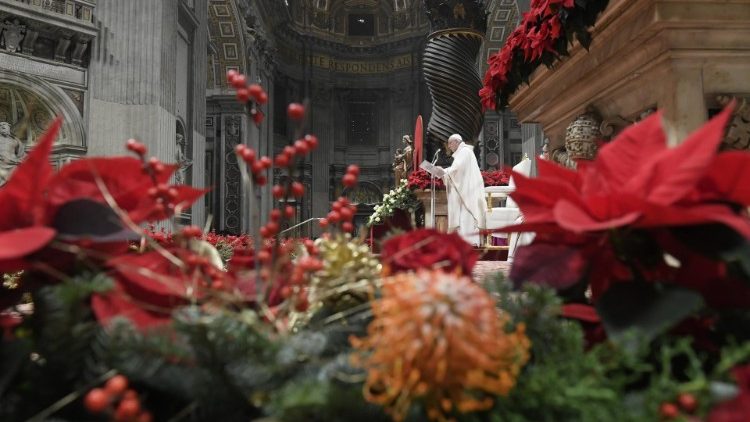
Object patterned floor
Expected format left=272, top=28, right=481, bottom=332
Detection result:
left=472, top=260, right=511, bottom=281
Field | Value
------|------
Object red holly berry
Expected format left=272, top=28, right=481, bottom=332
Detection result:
left=294, top=139, right=309, bottom=155
left=181, top=226, right=202, bottom=238
left=283, top=145, right=296, bottom=157
left=280, top=285, right=293, bottom=299
left=138, top=412, right=154, bottom=422
left=287, top=103, right=305, bottom=121
left=291, top=182, right=305, bottom=197
left=236, top=88, right=250, bottom=103
left=327, top=211, right=341, bottom=223
left=342, top=173, right=357, bottom=187
left=126, top=139, right=147, bottom=156
left=677, top=393, right=697, bottom=413
left=241, top=148, right=256, bottom=164
left=270, top=209, right=281, bottom=221
left=257, top=91, right=268, bottom=104
left=123, top=389, right=138, bottom=401
left=148, top=157, right=166, bottom=174
left=266, top=221, right=279, bottom=235
left=83, top=388, right=110, bottom=414
left=342, top=222, right=354, bottom=233
left=332, top=201, right=342, bottom=212
left=226, top=69, right=238, bottom=83
left=248, top=84, right=263, bottom=100
left=252, top=109, right=265, bottom=125
left=104, top=375, right=129, bottom=396
left=115, top=398, right=141, bottom=421
left=318, top=218, right=329, bottom=228
left=272, top=185, right=285, bottom=199
left=659, top=402, right=679, bottom=420
left=275, top=154, right=290, bottom=167
left=230, top=74, right=247, bottom=90
left=346, top=164, right=360, bottom=176
left=285, top=205, right=295, bottom=218
left=339, top=207, right=353, bottom=221
left=254, top=175, right=267, bottom=186
left=259, top=226, right=269, bottom=239
left=251, top=161, right=264, bottom=174
left=304, top=134, right=319, bottom=150
left=259, top=156, right=272, bottom=169
left=257, top=250, right=271, bottom=262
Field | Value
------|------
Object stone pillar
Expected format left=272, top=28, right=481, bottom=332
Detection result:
left=520, top=122, right=543, bottom=176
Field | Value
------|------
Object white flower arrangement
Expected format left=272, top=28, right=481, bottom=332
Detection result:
left=367, top=179, right=421, bottom=227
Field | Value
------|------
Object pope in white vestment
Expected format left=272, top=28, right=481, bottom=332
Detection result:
left=439, top=134, right=486, bottom=246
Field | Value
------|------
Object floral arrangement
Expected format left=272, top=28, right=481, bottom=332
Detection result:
left=142, top=226, right=252, bottom=263
left=480, top=0, right=610, bottom=110
left=3, top=71, right=750, bottom=422
left=407, top=168, right=510, bottom=190
left=367, top=179, right=421, bottom=227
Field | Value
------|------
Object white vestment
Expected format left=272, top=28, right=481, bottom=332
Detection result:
left=443, top=142, right=486, bottom=246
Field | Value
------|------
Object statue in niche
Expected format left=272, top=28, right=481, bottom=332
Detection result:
left=175, top=133, right=192, bottom=185
left=0, top=19, right=26, bottom=52
left=0, top=121, right=25, bottom=186
left=393, top=135, right=413, bottom=184
left=718, top=95, right=750, bottom=151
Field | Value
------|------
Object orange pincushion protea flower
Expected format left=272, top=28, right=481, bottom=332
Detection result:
left=350, top=270, right=530, bottom=421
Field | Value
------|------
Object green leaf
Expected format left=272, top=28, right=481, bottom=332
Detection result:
left=596, top=283, right=704, bottom=349
left=0, top=338, right=30, bottom=398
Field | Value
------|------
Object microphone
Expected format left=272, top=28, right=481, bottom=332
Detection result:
left=432, top=148, right=441, bottom=164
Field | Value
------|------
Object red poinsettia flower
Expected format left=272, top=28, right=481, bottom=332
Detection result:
left=381, top=228, right=478, bottom=276
left=499, top=105, right=750, bottom=303
left=0, top=119, right=207, bottom=275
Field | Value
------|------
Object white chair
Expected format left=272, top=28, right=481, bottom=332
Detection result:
left=484, top=157, right=532, bottom=261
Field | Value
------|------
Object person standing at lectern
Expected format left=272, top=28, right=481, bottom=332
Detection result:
left=436, top=134, right=486, bottom=246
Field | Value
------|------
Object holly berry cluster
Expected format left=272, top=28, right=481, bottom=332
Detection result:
left=226, top=70, right=267, bottom=126
left=659, top=392, right=698, bottom=420
left=235, top=143, right=271, bottom=186
left=83, top=375, right=152, bottom=422
left=319, top=164, right=360, bottom=233
left=125, top=139, right=183, bottom=220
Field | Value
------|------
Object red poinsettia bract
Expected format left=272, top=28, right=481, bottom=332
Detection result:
left=500, top=106, right=750, bottom=302
left=0, top=119, right=206, bottom=276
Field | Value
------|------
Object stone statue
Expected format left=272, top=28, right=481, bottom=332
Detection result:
left=540, top=139, right=550, bottom=160
left=0, top=122, right=25, bottom=186
left=553, top=112, right=603, bottom=169
left=1, top=19, right=26, bottom=53
left=175, top=133, right=192, bottom=185
left=393, top=135, right=414, bottom=184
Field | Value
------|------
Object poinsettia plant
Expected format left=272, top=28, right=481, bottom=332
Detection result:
left=499, top=104, right=750, bottom=348
left=406, top=168, right=510, bottom=190
left=480, top=0, right=610, bottom=110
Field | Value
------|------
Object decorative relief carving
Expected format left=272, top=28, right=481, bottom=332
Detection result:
left=718, top=95, right=750, bottom=151
left=223, top=115, right=242, bottom=233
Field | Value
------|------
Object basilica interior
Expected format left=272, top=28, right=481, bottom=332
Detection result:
left=0, top=0, right=538, bottom=236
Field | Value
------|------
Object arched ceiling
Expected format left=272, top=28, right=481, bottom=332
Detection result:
left=288, top=0, right=427, bottom=45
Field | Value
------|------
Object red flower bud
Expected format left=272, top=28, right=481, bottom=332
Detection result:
left=304, top=134, right=319, bottom=150
left=318, top=218, right=329, bottom=228
left=252, top=109, right=265, bottom=125
left=257, top=91, right=268, bottom=104
left=327, top=211, right=341, bottom=223
left=659, top=403, right=679, bottom=420
left=294, top=139, right=309, bottom=155
left=236, top=88, right=250, bottom=103
left=346, top=164, right=360, bottom=176
left=126, top=139, right=147, bottom=155
left=259, top=227, right=269, bottom=239
left=83, top=388, right=109, bottom=414
left=259, top=156, right=272, bottom=169
left=254, top=175, right=267, bottom=186
left=266, top=221, right=279, bottom=235
left=677, top=393, right=697, bottom=413
left=285, top=205, right=295, bottom=218
left=274, top=154, right=290, bottom=167
left=241, top=148, right=256, bottom=164
left=287, top=103, right=305, bottom=121
left=291, top=182, right=305, bottom=197
left=231, top=74, right=247, bottom=90
left=283, top=145, right=296, bottom=157
left=248, top=83, right=264, bottom=100
left=272, top=185, right=285, bottom=199
left=226, top=69, right=238, bottom=83
left=270, top=209, right=281, bottom=221
left=340, top=206, right=353, bottom=221
left=342, top=173, right=357, bottom=187
left=342, top=222, right=354, bottom=233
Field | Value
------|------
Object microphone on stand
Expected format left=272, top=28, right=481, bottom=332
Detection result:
left=432, top=148, right=441, bottom=165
